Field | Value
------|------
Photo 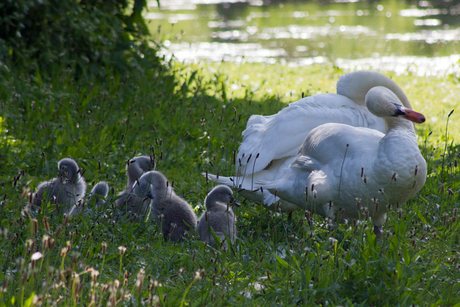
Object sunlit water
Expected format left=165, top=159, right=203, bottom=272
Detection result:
left=147, top=0, right=460, bottom=76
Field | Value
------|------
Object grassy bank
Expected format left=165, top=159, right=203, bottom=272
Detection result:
left=1, top=60, right=460, bottom=306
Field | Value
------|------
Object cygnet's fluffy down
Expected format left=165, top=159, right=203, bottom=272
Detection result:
left=116, top=156, right=153, bottom=221
left=197, top=185, right=238, bottom=249
left=134, top=171, right=197, bottom=241
left=69, top=181, right=109, bottom=216
left=32, top=158, right=86, bottom=214
left=89, top=181, right=110, bottom=208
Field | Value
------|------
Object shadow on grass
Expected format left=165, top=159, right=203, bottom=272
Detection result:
left=1, top=62, right=459, bottom=306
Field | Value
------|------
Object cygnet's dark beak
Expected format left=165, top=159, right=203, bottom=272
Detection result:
left=146, top=190, right=154, bottom=199
left=231, top=197, right=240, bottom=207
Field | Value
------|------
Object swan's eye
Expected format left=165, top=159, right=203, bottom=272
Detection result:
left=391, top=102, right=406, bottom=117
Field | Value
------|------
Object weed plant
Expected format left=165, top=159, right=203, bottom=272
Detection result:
left=0, top=59, right=459, bottom=306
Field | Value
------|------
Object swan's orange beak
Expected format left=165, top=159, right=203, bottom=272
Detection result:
left=401, top=107, right=426, bottom=124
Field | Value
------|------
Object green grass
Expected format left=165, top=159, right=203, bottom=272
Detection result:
left=0, top=60, right=459, bottom=306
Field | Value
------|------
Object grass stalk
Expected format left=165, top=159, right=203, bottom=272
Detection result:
left=1, top=61, right=460, bottom=306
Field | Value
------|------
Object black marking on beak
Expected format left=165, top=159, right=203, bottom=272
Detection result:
left=391, top=102, right=406, bottom=117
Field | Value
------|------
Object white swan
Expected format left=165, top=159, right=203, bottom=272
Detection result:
left=257, top=86, right=427, bottom=239
left=134, top=171, right=197, bottom=242
left=116, top=156, right=153, bottom=220
left=32, top=158, right=87, bottom=214
left=207, top=71, right=414, bottom=212
left=197, top=185, right=238, bottom=249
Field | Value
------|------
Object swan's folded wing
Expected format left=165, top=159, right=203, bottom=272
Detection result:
left=237, top=94, right=384, bottom=175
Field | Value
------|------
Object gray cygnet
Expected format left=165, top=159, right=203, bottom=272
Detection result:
left=89, top=181, right=110, bottom=208
left=116, top=156, right=153, bottom=220
left=197, top=185, right=239, bottom=249
left=69, top=181, right=109, bottom=216
left=134, top=171, right=197, bottom=242
left=32, top=158, right=86, bottom=214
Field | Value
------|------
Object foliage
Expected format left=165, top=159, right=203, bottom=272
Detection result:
left=1, top=50, right=460, bottom=305
left=0, top=0, right=152, bottom=76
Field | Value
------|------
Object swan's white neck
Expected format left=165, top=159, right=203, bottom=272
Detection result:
left=337, top=71, right=412, bottom=109
left=384, top=116, right=416, bottom=132
left=373, top=117, right=420, bottom=181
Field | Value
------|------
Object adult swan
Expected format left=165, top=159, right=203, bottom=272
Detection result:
left=256, top=86, right=427, bottom=239
left=207, top=71, right=422, bottom=213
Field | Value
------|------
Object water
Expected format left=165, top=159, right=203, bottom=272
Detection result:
left=147, top=0, right=460, bottom=76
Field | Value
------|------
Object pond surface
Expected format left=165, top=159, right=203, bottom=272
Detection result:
left=147, top=0, right=460, bottom=76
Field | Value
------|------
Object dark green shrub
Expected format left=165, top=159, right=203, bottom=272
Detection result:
left=0, top=0, right=157, bottom=76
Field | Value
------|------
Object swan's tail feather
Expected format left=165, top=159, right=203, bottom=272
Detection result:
left=204, top=172, right=301, bottom=213
left=203, top=172, right=235, bottom=186
left=262, top=190, right=279, bottom=207
left=204, top=172, right=270, bottom=205
left=204, top=172, right=260, bottom=192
